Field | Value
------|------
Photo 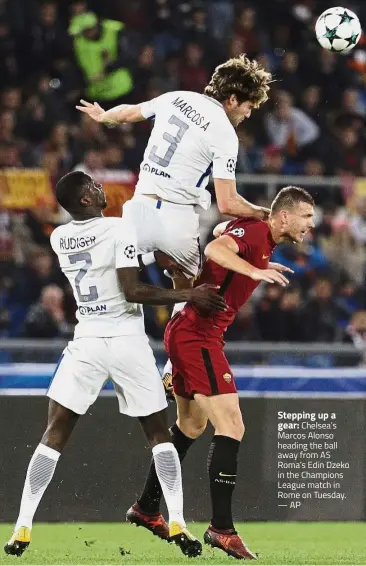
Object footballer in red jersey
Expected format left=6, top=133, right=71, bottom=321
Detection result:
left=128, top=187, right=315, bottom=559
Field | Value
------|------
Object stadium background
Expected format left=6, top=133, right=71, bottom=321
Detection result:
left=1, top=0, right=366, bottom=526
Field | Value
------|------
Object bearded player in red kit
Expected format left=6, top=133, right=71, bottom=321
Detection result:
left=126, top=186, right=315, bottom=559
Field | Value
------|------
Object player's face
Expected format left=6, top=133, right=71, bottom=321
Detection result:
left=225, top=97, right=253, bottom=127
left=281, top=202, right=315, bottom=243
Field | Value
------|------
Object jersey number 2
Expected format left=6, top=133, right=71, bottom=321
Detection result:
left=68, top=252, right=98, bottom=303
left=149, top=115, right=189, bottom=168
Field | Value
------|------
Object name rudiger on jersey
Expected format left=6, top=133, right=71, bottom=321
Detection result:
left=60, top=236, right=96, bottom=250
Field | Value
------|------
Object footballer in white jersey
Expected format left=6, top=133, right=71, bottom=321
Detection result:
left=4, top=171, right=227, bottom=559
left=50, top=216, right=144, bottom=340
left=77, top=54, right=272, bottom=279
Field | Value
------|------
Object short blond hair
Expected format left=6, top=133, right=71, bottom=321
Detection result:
left=204, top=54, right=272, bottom=109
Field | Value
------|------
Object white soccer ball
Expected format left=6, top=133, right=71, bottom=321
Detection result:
left=315, top=6, right=362, bottom=52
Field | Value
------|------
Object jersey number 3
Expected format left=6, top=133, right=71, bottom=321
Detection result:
left=149, top=115, right=189, bottom=168
left=68, top=252, right=98, bottom=303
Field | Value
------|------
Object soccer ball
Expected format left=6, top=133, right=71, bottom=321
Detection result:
left=315, top=6, right=362, bottom=52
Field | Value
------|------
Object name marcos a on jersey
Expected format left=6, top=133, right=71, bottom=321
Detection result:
left=172, top=97, right=210, bottom=131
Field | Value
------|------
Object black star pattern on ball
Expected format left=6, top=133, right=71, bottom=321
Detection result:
left=340, top=10, right=354, bottom=24
left=344, top=32, right=359, bottom=48
left=124, top=244, right=136, bottom=259
left=323, top=26, right=341, bottom=44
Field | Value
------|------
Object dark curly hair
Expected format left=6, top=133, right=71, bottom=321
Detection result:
left=204, top=54, right=272, bottom=109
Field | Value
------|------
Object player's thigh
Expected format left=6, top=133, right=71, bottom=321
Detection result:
left=108, top=334, right=167, bottom=417
left=167, top=324, right=237, bottom=398
left=194, top=392, right=244, bottom=441
left=175, top=394, right=208, bottom=439
left=157, top=207, right=201, bottom=277
left=122, top=198, right=158, bottom=253
left=47, top=338, right=109, bottom=415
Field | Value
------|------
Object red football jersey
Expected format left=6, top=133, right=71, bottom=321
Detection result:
left=184, top=218, right=276, bottom=334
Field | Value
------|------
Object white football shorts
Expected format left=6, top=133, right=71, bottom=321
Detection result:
left=47, top=335, right=167, bottom=417
left=122, top=195, right=201, bottom=277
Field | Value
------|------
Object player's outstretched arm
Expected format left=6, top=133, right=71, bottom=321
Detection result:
left=205, top=236, right=289, bottom=286
left=76, top=100, right=146, bottom=126
left=118, top=267, right=227, bottom=311
left=214, top=179, right=270, bottom=220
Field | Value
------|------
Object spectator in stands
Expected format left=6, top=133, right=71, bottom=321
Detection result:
left=26, top=2, right=70, bottom=77
left=22, top=284, right=71, bottom=338
left=254, top=284, right=283, bottom=341
left=0, top=19, right=19, bottom=89
left=275, top=286, right=305, bottom=341
left=179, top=42, right=208, bottom=93
left=330, top=126, right=363, bottom=175
left=69, top=12, right=133, bottom=108
left=300, top=85, right=325, bottom=129
left=278, top=51, right=303, bottom=100
left=38, top=123, right=73, bottom=176
left=207, top=0, right=234, bottom=42
left=11, top=248, right=60, bottom=307
left=349, top=196, right=366, bottom=245
left=237, top=129, right=262, bottom=174
left=265, top=91, right=320, bottom=156
left=271, top=237, right=329, bottom=291
left=103, top=145, right=126, bottom=170
left=73, top=148, right=105, bottom=175
left=302, top=278, right=348, bottom=342
left=234, top=6, right=262, bottom=57
left=133, top=44, right=156, bottom=100
left=347, top=310, right=366, bottom=364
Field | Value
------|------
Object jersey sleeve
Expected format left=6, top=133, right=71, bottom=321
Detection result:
left=114, top=220, right=139, bottom=269
left=224, top=221, right=263, bottom=257
left=140, top=94, right=167, bottom=119
left=210, top=126, right=239, bottom=180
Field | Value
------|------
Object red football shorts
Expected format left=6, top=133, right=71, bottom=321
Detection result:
left=164, top=312, right=237, bottom=399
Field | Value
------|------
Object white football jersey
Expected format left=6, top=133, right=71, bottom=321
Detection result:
left=135, top=91, right=238, bottom=210
left=50, top=217, right=143, bottom=338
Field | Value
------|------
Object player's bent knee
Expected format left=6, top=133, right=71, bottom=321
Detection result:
left=215, top=413, right=245, bottom=441
left=177, top=417, right=207, bottom=439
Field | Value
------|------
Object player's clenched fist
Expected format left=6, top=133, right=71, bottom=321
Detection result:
left=188, top=284, right=227, bottom=312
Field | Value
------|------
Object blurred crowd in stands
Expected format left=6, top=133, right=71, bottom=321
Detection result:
left=1, top=0, right=366, bottom=345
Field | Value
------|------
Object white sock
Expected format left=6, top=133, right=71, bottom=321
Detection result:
left=163, top=302, right=186, bottom=377
left=152, top=442, right=185, bottom=526
left=15, top=443, right=60, bottom=530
